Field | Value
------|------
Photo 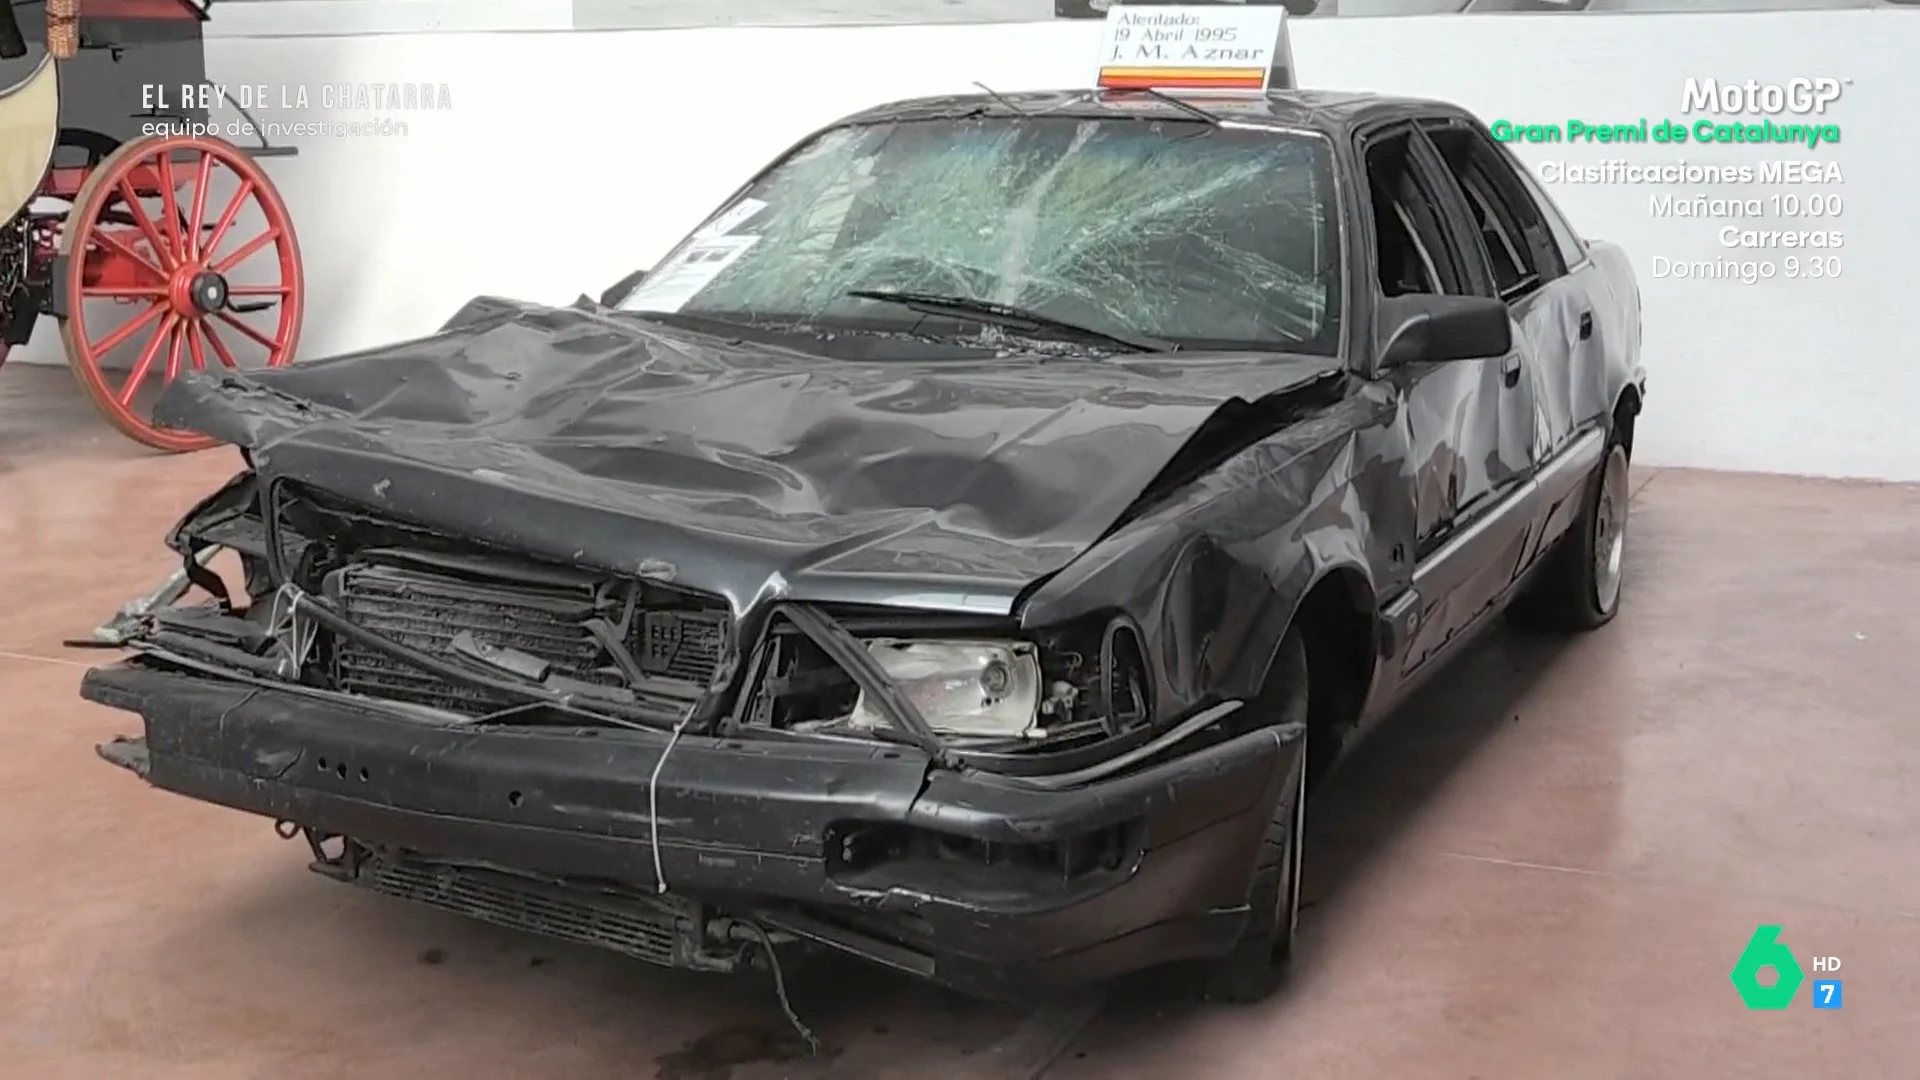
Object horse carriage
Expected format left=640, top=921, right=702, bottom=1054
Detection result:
left=0, top=0, right=304, bottom=451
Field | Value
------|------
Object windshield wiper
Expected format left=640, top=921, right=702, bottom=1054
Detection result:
left=844, top=289, right=1176, bottom=354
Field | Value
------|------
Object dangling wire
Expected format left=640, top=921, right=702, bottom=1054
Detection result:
left=266, top=583, right=317, bottom=679
left=647, top=704, right=697, bottom=894
left=739, top=920, right=819, bottom=1054
left=642, top=704, right=814, bottom=1053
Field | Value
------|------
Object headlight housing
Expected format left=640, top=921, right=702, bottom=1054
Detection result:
left=847, top=639, right=1043, bottom=739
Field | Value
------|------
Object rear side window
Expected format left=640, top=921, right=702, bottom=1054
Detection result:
left=1425, top=124, right=1562, bottom=298
left=1507, top=152, right=1588, bottom=270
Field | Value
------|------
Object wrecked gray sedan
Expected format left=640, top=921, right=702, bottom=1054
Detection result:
left=88, top=88, right=1644, bottom=1003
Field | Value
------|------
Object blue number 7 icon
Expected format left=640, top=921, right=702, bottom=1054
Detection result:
left=1813, top=980, right=1843, bottom=1009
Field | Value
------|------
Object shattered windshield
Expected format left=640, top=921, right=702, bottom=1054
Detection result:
left=618, top=115, right=1342, bottom=354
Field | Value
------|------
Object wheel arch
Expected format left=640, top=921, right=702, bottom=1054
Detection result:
left=1612, top=385, right=1642, bottom=453
left=1256, top=562, right=1379, bottom=784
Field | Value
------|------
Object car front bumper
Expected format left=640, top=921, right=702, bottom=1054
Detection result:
left=85, top=662, right=1304, bottom=997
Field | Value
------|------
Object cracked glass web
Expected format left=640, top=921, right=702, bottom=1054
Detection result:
left=632, top=116, right=1341, bottom=353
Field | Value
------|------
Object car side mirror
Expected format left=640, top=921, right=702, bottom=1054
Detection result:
left=1376, top=294, right=1512, bottom=369
left=599, top=268, right=648, bottom=308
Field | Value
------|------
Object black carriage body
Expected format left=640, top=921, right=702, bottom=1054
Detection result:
left=2, top=0, right=213, bottom=350
left=2, top=0, right=212, bottom=151
left=3, top=0, right=306, bottom=456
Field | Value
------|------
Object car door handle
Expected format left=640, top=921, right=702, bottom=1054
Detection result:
left=1578, top=311, right=1594, bottom=340
left=1501, top=353, right=1521, bottom=388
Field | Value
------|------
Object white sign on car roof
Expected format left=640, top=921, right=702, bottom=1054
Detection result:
left=1093, top=5, right=1295, bottom=95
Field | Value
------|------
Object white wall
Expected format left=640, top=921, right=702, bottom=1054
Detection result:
left=13, top=11, right=1918, bottom=479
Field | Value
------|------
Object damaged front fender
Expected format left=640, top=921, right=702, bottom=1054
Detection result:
left=1019, top=381, right=1398, bottom=724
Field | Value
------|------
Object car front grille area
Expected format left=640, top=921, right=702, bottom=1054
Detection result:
left=353, top=853, right=687, bottom=968
left=321, top=552, right=729, bottom=716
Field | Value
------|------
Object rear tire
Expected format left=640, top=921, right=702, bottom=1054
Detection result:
left=1202, top=628, right=1309, bottom=1004
left=1507, top=437, right=1630, bottom=633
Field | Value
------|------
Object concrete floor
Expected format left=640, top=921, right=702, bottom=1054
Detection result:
left=2, top=361, right=1916, bottom=1079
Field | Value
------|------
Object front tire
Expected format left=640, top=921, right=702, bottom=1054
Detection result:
left=1508, top=438, right=1630, bottom=633
left=1202, top=629, right=1309, bottom=1004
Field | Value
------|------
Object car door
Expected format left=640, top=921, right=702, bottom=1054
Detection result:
left=1356, top=122, right=1537, bottom=680
left=1422, top=118, right=1607, bottom=569
left=1421, top=118, right=1589, bottom=455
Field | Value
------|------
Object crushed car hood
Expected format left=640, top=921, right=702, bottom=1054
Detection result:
left=155, top=297, right=1346, bottom=615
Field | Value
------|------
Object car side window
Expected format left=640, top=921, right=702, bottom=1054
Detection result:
left=1362, top=130, right=1465, bottom=298
left=1509, top=157, right=1588, bottom=271
left=1424, top=124, right=1564, bottom=300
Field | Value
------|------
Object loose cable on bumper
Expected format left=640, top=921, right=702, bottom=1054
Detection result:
left=648, top=705, right=695, bottom=895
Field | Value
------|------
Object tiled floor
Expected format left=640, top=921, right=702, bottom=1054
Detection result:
left=2, top=361, right=1915, bottom=1079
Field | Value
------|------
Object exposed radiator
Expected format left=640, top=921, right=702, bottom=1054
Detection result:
left=324, top=555, right=727, bottom=714
left=353, top=854, right=689, bottom=968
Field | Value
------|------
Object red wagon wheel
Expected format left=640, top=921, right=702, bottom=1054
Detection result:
left=58, top=134, right=305, bottom=453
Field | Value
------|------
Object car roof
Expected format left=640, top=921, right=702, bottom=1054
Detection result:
left=837, top=88, right=1472, bottom=136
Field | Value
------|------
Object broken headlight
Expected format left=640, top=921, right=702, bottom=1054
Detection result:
left=847, top=639, right=1043, bottom=739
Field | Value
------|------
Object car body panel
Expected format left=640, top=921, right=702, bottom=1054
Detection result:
left=156, top=294, right=1349, bottom=631
left=85, top=660, right=1302, bottom=995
